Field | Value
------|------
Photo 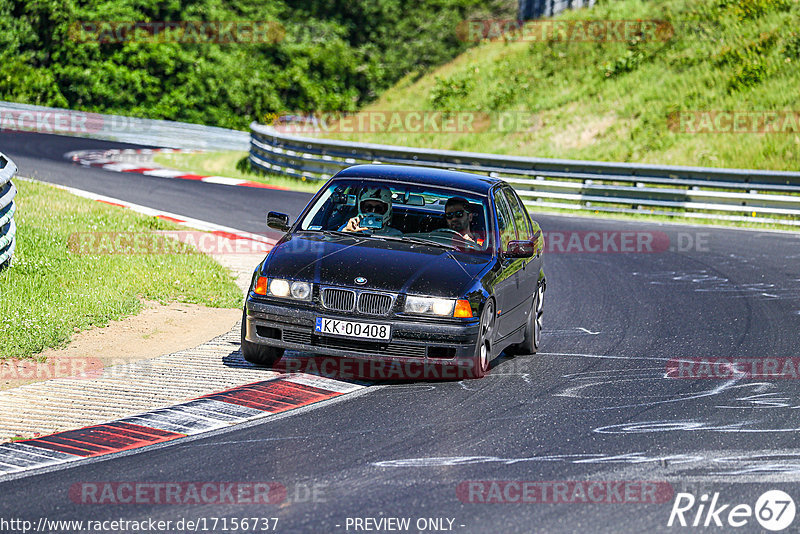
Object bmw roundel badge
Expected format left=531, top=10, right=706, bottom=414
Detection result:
left=355, top=276, right=367, bottom=285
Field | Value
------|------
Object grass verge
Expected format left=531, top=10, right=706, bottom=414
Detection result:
left=0, top=180, right=243, bottom=361
left=152, top=151, right=324, bottom=194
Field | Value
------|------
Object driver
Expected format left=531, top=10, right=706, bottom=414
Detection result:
left=444, top=197, right=476, bottom=242
left=342, top=187, right=402, bottom=236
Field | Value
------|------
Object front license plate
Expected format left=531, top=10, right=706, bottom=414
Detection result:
left=315, top=317, right=391, bottom=341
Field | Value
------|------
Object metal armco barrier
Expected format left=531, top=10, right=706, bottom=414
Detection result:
left=0, top=152, right=18, bottom=268
left=0, top=101, right=250, bottom=151
left=249, top=122, right=800, bottom=226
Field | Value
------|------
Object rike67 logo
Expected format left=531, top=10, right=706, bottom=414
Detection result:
left=668, top=490, right=795, bottom=531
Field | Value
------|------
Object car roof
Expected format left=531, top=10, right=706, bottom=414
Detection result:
left=332, top=164, right=502, bottom=195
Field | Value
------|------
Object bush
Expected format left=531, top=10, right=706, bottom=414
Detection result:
left=429, top=72, right=475, bottom=109
left=0, top=0, right=516, bottom=129
left=728, top=61, right=769, bottom=91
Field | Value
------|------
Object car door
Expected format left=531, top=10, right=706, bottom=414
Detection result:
left=492, top=188, right=526, bottom=340
left=501, top=187, right=541, bottom=327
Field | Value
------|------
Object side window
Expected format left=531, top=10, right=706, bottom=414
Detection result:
left=502, top=188, right=532, bottom=241
left=494, top=190, right=516, bottom=250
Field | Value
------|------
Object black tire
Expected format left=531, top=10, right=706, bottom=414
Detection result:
left=240, top=309, right=284, bottom=367
left=511, top=282, right=544, bottom=355
left=469, top=299, right=495, bottom=379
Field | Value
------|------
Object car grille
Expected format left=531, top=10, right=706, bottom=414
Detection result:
left=321, top=288, right=356, bottom=312
left=321, top=287, right=395, bottom=315
left=282, top=330, right=313, bottom=345
left=357, top=292, right=393, bottom=315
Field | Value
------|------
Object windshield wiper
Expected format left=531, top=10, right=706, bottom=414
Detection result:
left=298, top=229, right=352, bottom=238
left=374, top=235, right=456, bottom=250
left=320, top=230, right=353, bottom=237
left=304, top=230, right=455, bottom=250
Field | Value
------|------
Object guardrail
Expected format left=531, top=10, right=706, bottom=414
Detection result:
left=249, top=122, right=800, bottom=226
left=0, top=152, right=18, bottom=269
left=0, top=101, right=250, bottom=151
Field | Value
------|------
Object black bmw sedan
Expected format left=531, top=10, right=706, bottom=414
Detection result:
left=242, top=164, right=545, bottom=379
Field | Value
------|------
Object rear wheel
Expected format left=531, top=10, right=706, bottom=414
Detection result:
left=469, top=299, right=495, bottom=379
left=240, top=309, right=284, bottom=367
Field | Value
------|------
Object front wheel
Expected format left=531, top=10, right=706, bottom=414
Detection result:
left=240, top=309, right=284, bottom=367
left=469, top=299, right=495, bottom=379
left=512, top=282, right=544, bottom=355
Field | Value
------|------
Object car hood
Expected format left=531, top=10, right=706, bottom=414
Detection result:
left=263, top=232, right=492, bottom=297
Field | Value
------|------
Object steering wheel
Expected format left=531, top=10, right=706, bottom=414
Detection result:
left=430, top=228, right=481, bottom=250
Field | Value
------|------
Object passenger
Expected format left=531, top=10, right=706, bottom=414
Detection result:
left=342, top=187, right=402, bottom=236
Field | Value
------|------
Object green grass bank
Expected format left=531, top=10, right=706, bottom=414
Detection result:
left=0, top=180, right=242, bottom=360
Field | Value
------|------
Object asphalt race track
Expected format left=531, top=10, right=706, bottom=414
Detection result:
left=3, top=130, right=800, bottom=533
left=2, top=131, right=311, bottom=236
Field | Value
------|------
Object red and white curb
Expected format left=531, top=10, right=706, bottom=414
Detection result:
left=66, top=148, right=289, bottom=190
left=0, top=374, right=362, bottom=476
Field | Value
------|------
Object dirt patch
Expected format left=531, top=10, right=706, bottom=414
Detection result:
left=550, top=113, right=617, bottom=150
left=0, top=302, right=240, bottom=391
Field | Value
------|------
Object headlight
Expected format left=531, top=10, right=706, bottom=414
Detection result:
left=268, top=278, right=290, bottom=297
left=290, top=281, right=311, bottom=300
left=404, top=296, right=455, bottom=316
left=266, top=278, right=312, bottom=301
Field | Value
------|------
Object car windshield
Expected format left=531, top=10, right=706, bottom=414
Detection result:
left=298, top=179, right=492, bottom=253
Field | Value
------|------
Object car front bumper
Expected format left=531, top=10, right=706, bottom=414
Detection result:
left=244, top=299, right=480, bottom=367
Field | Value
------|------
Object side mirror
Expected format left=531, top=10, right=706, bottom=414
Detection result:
left=267, top=211, right=290, bottom=232
left=505, top=240, right=535, bottom=258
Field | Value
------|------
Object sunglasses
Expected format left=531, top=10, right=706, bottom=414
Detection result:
left=444, top=210, right=467, bottom=220
left=360, top=202, right=387, bottom=215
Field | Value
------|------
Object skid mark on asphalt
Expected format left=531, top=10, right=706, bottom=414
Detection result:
left=546, top=327, right=602, bottom=336
left=632, top=270, right=800, bottom=300
left=372, top=449, right=800, bottom=479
